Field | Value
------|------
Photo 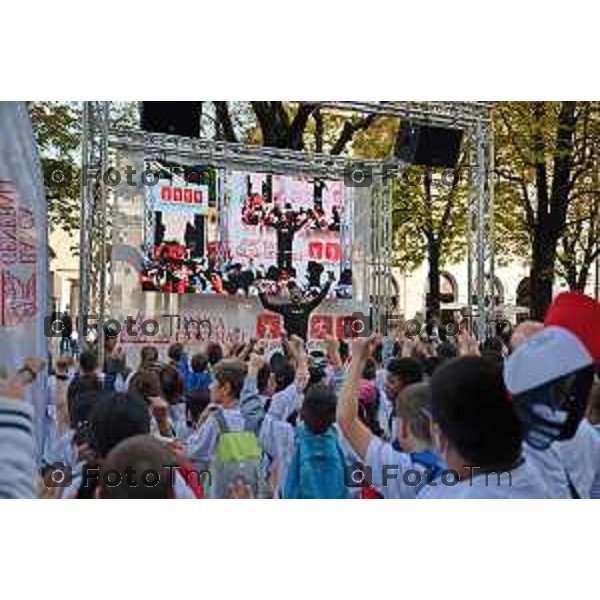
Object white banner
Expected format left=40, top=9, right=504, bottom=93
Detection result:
left=0, top=101, right=49, bottom=457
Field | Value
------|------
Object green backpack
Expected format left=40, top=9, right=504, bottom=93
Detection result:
left=211, top=410, right=263, bottom=499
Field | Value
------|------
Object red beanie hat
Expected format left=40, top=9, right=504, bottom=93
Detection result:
left=544, top=291, right=600, bottom=361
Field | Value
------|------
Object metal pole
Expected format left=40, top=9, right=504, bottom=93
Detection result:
left=78, top=102, right=90, bottom=344
left=487, top=122, right=496, bottom=332
left=97, top=101, right=109, bottom=372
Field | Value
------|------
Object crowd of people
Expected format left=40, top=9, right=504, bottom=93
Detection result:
left=2, top=291, right=600, bottom=499
left=141, top=247, right=350, bottom=299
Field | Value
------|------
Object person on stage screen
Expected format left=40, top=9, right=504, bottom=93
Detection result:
left=258, top=273, right=334, bottom=341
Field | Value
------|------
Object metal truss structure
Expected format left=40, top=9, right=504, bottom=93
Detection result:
left=79, top=101, right=495, bottom=351
left=79, top=101, right=110, bottom=365
left=323, top=102, right=495, bottom=339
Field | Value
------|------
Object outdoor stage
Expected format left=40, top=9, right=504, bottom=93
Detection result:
left=79, top=102, right=495, bottom=366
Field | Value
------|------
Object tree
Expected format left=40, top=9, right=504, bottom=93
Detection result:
left=28, top=101, right=81, bottom=233
left=207, top=101, right=382, bottom=156
left=350, top=115, right=471, bottom=317
left=494, top=101, right=600, bottom=319
left=391, top=161, right=469, bottom=318
left=555, top=182, right=600, bottom=292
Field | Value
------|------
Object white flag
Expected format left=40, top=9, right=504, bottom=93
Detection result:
left=0, top=101, right=49, bottom=456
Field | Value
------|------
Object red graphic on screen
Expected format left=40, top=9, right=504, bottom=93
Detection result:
left=256, top=313, right=282, bottom=339
left=325, top=242, right=341, bottom=261
left=310, top=315, right=333, bottom=339
left=308, top=241, right=323, bottom=260
left=336, top=315, right=361, bottom=339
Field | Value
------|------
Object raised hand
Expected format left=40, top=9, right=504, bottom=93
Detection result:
left=289, top=334, right=306, bottom=358
left=401, top=336, right=417, bottom=358
left=324, top=334, right=341, bottom=366
left=248, top=352, right=266, bottom=377
left=0, top=357, right=46, bottom=400
left=351, top=337, right=371, bottom=365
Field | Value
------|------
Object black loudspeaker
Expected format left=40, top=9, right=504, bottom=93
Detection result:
left=397, top=121, right=463, bottom=168
left=141, top=102, right=202, bottom=138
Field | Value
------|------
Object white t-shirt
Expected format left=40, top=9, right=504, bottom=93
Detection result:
left=523, top=443, right=570, bottom=499
left=417, top=459, right=551, bottom=499
left=363, top=437, right=418, bottom=499
left=556, top=419, right=600, bottom=499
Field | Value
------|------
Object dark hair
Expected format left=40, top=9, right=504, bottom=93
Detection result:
left=79, top=350, right=98, bottom=374
left=437, top=341, right=458, bottom=360
left=168, top=342, right=184, bottom=362
left=90, top=392, right=151, bottom=458
left=140, top=345, right=159, bottom=366
left=269, top=351, right=287, bottom=372
left=362, top=358, right=377, bottom=381
left=431, top=357, right=523, bottom=468
left=185, top=388, right=211, bottom=425
left=127, top=369, right=161, bottom=404
left=338, top=340, right=349, bottom=363
left=372, top=343, right=383, bottom=366
left=387, top=357, right=423, bottom=386
left=69, top=388, right=105, bottom=431
left=480, top=349, right=504, bottom=369
left=159, top=364, right=184, bottom=404
left=481, top=336, right=503, bottom=355
left=422, top=356, right=442, bottom=377
left=308, top=364, right=326, bottom=387
left=257, top=363, right=271, bottom=395
left=207, top=342, right=223, bottom=366
left=272, top=358, right=296, bottom=392
left=191, top=353, right=209, bottom=374
left=301, top=383, right=337, bottom=434
left=98, top=435, right=176, bottom=499
left=213, top=358, right=247, bottom=399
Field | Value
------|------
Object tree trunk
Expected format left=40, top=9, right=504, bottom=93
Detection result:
left=575, top=266, right=590, bottom=293
left=530, top=232, right=558, bottom=320
left=427, top=240, right=441, bottom=321
left=564, top=261, right=578, bottom=291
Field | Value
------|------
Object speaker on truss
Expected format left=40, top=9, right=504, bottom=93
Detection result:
left=397, top=121, right=463, bottom=168
left=141, top=102, right=202, bottom=138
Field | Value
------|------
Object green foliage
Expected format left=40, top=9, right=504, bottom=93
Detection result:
left=494, top=101, right=600, bottom=293
left=391, top=163, right=469, bottom=271
left=28, top=101, right=81, bottom=233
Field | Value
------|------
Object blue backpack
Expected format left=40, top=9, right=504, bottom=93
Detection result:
left=283, top=425, right=351, bottom=499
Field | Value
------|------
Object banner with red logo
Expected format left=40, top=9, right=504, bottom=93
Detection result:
left=0, top=101, right=49, bottom=456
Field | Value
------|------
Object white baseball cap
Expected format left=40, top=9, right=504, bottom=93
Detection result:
left=504, top=326, right=593, bottom=395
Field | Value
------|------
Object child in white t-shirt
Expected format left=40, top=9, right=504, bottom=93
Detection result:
left=337, top=339, right=441, bottom=499
left=186, top=358, right=249, bottom=465
left=419, top=356, right=550, bottom=499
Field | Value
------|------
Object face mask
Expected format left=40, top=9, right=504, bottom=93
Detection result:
left=515, top=366, right=594, bottom=450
